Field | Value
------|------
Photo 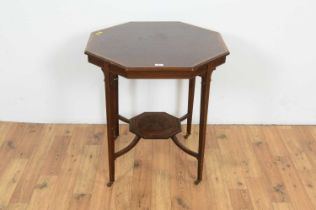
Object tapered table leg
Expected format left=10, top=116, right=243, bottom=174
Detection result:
left=195, top=69, right=213, bottom=184
left=185, top=77, right=195, bottom=138
left=103, top=64, right=116, bottom=186
left=113, top=74, right=119, bottom=138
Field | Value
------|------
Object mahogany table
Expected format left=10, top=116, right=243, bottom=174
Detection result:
left=85, top=22, right=229, bottom=186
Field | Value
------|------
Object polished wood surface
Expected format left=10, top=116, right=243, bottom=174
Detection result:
left=85, top=22, right=229, bottom=79
left=1, top=122, right=316, bottom=210
left=85, top=22, right=229, bottom=70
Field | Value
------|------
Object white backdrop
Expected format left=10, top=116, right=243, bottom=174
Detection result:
left=0, top=0, right=316, bottom=124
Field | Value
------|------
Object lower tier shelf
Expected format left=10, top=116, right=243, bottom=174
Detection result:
left=129, top=112, right=181, bottom=139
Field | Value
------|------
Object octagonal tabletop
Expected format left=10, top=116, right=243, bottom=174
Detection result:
left=85, top=22, right=229, bottom=77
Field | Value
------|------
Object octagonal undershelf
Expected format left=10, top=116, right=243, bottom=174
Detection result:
left=129, top=112, right=181, bottom=139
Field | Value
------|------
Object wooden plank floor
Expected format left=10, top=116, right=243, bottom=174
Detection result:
left=0, top=122, right=316, bottom=210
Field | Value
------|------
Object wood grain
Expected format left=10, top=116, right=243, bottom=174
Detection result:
left=0, top=122, right=316, bottom=210
left=85, top=22, right=229, bottom=73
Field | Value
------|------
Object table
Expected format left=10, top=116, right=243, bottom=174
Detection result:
left=85, top=22, right=229, bottom=186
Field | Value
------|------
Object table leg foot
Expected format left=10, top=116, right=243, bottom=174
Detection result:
left=194, top=179, right=201, bottom=185
left=184, top=133, right=191, bottom=139
left=107, top=181, right=114, bottom=187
